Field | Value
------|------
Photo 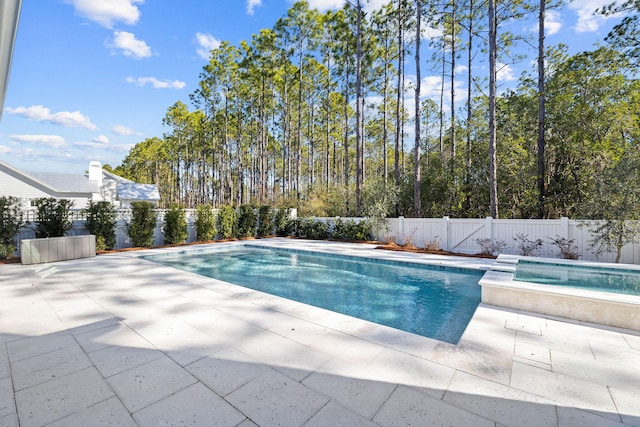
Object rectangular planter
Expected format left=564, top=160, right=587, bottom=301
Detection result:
left=20, top=235, right=96, bottom=265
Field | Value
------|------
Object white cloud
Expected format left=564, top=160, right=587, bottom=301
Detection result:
left=126, top=76, right=186, bottom=89
left=546, top=10, right=563, bottom=35
left=195, top=32, right=221, bottom=60
left=422, top=26, right=443, bottom=41
left=497, top=62, right=517, bottom=82
left=528, top=9, right=563, bottom=35
left=9, top=134, right=68, bottom=149
left=92, top=135, right=110, bottom=144
left=307, top=0, right=343, bottom=10
left=569, top=0, right=618, bottom=33
left=246, top=0, right=262, bottom=15
left=66, top=0, right=144, bottom=28
left=112, top=124, right=136, bottom=135
left=107, top=31, right=152, bottom=59
left=74, top=139, right=131, bottom=152
left=5, top=105, right=97, bottom=129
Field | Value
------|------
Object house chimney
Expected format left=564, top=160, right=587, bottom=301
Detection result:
left=88, top=161, right=103, bottom=187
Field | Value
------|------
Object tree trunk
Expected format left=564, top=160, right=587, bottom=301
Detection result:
left=413, top=0, right=422, bottom=216
left=537, top=0, right=546, bottom=218
left=395, top=0, right=404, bottom=216
left=488, top=0, right=499, bottom=218
left=355, top=0, right=364, bottom=216
left=465, top=0, right=474, bottom=213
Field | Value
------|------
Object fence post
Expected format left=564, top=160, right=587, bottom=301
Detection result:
left=561, top=216, right=569, bottom=239
left=486, top=217, right=493, bottom=241
left=442, top=216, right=450, bottom=251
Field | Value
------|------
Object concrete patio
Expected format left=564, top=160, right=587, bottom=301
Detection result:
left=1, top=239, right=639, bottom=426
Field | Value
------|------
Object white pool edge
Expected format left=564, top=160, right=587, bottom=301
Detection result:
left=480, top=256, right=640, bottom=332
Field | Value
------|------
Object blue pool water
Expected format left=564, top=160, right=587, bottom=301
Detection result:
left=514, top=260, right=640, bottom=297
left=143, top=246, right=483, bottom=344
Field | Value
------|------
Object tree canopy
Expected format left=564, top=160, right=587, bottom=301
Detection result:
left=114, top=0, right=640, bottom=221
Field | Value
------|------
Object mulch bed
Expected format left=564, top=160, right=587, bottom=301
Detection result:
left=1, top=237, right=494, bottom=265
left=374, top=242, right=496, bottom=259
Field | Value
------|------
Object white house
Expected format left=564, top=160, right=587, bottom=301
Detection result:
left=0, top=160, right=160, bottom=209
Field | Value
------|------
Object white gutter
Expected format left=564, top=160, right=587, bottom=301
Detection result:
left=0, top=0, right=22, bottom=121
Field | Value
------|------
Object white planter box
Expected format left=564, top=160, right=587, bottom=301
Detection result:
left=20, top=235, right=96, bottom=265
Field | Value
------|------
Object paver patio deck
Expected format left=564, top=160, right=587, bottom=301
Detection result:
left=1, top=239, right=639, bottom=426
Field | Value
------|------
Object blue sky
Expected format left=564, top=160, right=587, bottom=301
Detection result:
left=0, top=0, right=626, bottom=174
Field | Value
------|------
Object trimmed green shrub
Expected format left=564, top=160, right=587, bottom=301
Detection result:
left=257, top=205, right=273, bottom=237
left=237, top=205, right=257, bottom=238
left=195, top=204, right=217, bottom=241
left=335, top=218, right=372, bottom=241
left=33, top=197, right=74, bottom=238
left=84, top=201, right=117, bottom=250
left=217, top=205, right=237, bottom=239
left=0, top=196, right=24, bottom=258
left=274, top=208, right=291, bottom=236
left=128, top=201, right=157, bottom=247
left=298, top=218, right=330, bottom=240
left=163, top=205, right=188, bottom=245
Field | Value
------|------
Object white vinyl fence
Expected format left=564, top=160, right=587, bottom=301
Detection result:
left=374, top=216, right=640, bottom=264
left=12, top=211, right=640, bottom=264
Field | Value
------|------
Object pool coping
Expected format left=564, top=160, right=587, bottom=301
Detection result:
left=3, top=238, right=640, bottom=426
left=480, top=254, right=640, bottom=332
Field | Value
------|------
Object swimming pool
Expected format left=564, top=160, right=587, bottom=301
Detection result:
left=143, top=245, right=483, bottom=344
left=514, top=260, right=640, bottom=297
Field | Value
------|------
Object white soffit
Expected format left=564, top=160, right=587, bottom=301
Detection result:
left=0, top=0, right=22, bottom=121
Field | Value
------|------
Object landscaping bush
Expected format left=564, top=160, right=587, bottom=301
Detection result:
left=332, top=218, right=372, bottom=241
left=84, top=201, right=117, bottom=250
left=217, top=205, right=237, bottom=239
left=33, top=197, right=74, bottom=238
left=0, top=196, right=24, bottom=258
left=257, top=205, right=273, bottom=237
left=513, top=233, right=543, bottom=256
left=298, top=218, right=330, bottom=240
left=274, top=208, right=291, bottom=236
left=237, top=205, right=257, bottom=238
left=195, top=204, right=217, bottom=241
left=474, top=238, right=506, bottom=256
left=128, top=201, right=157, bottom=247
left=549, top=235, right=579, bottom=259
left=163, top=205, right=188, bottom=245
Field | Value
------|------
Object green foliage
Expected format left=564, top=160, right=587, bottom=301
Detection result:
left=195, top=204, right=217, bottom=241
left=112, top=6, right=640, bottom=220
left=33, top=198, right=74, bottom=238
left=163, top=205, right=188, bottom=245
left=0, top=196, right=24, bottom=258
left=332, top=218, right=372, bottom=241
left=217, top=206, right=237, bottom=239
left=274, top=208, right=291, bottom=236
left=588, top=220, right=640, bottom=263
left=237, top=205, right=257, bottom=238
left=84, top=201, right=117, bottom=250
left=298, top=187, right=346, bottom=217
left=297, top=218, right=329, bottom=240
left=579, top=154, right=640, bottom=263
left=257, top=205, right=273, bottom=237
left=128, top=202, right=157, bottom=247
